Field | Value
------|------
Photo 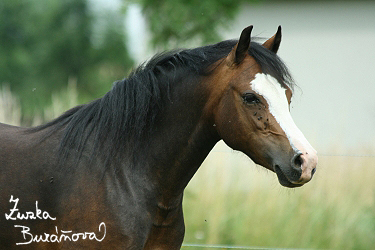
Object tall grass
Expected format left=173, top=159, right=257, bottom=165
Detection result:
left=0, top=80, right=79, bottom=126
left=0, top=84, right=21, bottom=126
left=183, top=142, right=375, bottom=249
left=1, top=85, right=374, bottom=249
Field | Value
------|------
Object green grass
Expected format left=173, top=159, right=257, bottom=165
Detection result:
left=183, top=142, right=375, bottom=249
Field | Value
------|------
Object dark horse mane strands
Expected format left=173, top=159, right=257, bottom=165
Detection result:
left=27, top=39, right=294, bottom=170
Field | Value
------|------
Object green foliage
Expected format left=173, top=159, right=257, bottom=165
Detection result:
left=136, top=0, right=254, bottom=49
left=0, top=0, right=133, bottom=122
left=1, top=0, right=256, bottom=122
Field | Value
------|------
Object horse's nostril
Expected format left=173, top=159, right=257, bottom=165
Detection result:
left=311, top=168, right=316, bottom=177
left=292, top=153, right=303, bottom=168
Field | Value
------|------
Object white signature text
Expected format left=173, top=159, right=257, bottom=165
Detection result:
left=4, top=196, right=106, bottom=245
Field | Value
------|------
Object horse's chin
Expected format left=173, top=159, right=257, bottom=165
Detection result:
left=274, top=165, right=304, bottom=188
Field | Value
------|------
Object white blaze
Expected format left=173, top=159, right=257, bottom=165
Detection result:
left=250, top=73, right=317, bottom=156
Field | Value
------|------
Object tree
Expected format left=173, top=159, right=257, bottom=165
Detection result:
left=0, top=0, right=133, bottom=120
left=1, top=0, right=253, bottom=122
left=134, top=0, right=252, bottom=49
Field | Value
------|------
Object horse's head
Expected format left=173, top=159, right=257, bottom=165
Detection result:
left=209, top=26, right=317, bottom=188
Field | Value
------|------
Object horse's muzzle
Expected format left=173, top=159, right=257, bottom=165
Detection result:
left=274, top=152, right=318, bottom=188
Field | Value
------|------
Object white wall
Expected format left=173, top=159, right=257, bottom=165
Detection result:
left=224, top=1, right=375, bottom=153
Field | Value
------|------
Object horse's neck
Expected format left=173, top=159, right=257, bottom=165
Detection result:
left=137, top=82, right=218, bottom=207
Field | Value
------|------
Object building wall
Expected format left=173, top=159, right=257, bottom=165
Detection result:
left=225, top=1, right=375, bottom=152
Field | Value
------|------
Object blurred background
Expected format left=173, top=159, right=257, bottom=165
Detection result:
left=1, top=0, right=374, bottom=249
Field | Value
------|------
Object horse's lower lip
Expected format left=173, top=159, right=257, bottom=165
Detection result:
left=274, top=165, right=303, bottom=188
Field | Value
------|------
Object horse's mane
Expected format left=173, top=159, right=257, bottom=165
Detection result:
left=27, top=39, right=294, bottom=169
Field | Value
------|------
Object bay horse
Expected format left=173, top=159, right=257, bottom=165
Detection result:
left=0, top=26, right=318, bottom=249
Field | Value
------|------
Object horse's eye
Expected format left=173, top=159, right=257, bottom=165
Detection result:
left=243, top=93, right=259, bottom=104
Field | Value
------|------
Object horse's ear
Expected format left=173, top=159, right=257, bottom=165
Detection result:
left=262, top=26, right=282, bottom=53
left=228, top=26, right=253, bottom=65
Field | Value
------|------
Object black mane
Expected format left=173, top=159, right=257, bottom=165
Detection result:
left=28, top=39, right=294, bottom=168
